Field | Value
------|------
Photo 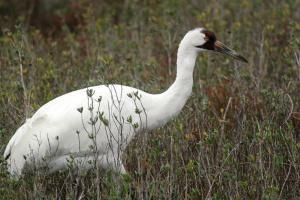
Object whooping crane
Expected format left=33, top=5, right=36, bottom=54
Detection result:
left=4, top=28, right=247, bottom=178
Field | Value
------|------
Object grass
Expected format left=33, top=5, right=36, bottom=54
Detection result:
left=0, top=0, right=300, bottom=199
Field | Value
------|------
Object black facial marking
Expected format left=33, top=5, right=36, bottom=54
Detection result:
left=196, top=29, right=217, bottom=50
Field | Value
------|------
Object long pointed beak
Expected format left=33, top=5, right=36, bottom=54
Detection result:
left=214, top=41, right=248, bottom=63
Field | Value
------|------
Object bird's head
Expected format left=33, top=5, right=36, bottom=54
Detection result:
left=182, top=28, right=248, bottom=63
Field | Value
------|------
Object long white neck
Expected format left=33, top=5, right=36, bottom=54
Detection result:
left=150, top=39, right=198, bottom=128
left=164, top=42, right=197, bottom=104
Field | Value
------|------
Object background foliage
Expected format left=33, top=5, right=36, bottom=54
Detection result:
left=0, top=0, right=300, bottom=199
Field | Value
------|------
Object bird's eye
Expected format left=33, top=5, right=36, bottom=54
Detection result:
left=195, top=29, right=217, bottom=50
left=201, top=29, right=217, bottom=43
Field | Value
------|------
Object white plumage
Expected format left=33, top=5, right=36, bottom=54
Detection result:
left=4, top=28, right=247, bottom=177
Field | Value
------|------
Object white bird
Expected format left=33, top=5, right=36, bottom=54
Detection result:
left=4, top=27, right=247, bottom=178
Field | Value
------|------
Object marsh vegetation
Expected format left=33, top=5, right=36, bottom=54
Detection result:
left=0, top=0, right=300, bottom=199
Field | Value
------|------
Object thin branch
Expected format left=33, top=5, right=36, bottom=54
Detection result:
left=294, top=52, right=300, bottom=81
left=282, top=94, right=294, bottom=126
left=17, top=47, right=29, bottom=118
left=205, top=141, right=242, bottom=199
left=278, top=163, right=292, bottom=199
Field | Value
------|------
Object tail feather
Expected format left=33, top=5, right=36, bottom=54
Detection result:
left=3, top=118, right=31, bottom=162
left=4, top=152, right=10, bottom=160
left=3, top=134, right=17, bottom=160
left=4, top=116, right=48, bottom=177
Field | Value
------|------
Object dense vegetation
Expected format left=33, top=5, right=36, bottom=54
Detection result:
left=0, top=0, right=299, bottom=199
